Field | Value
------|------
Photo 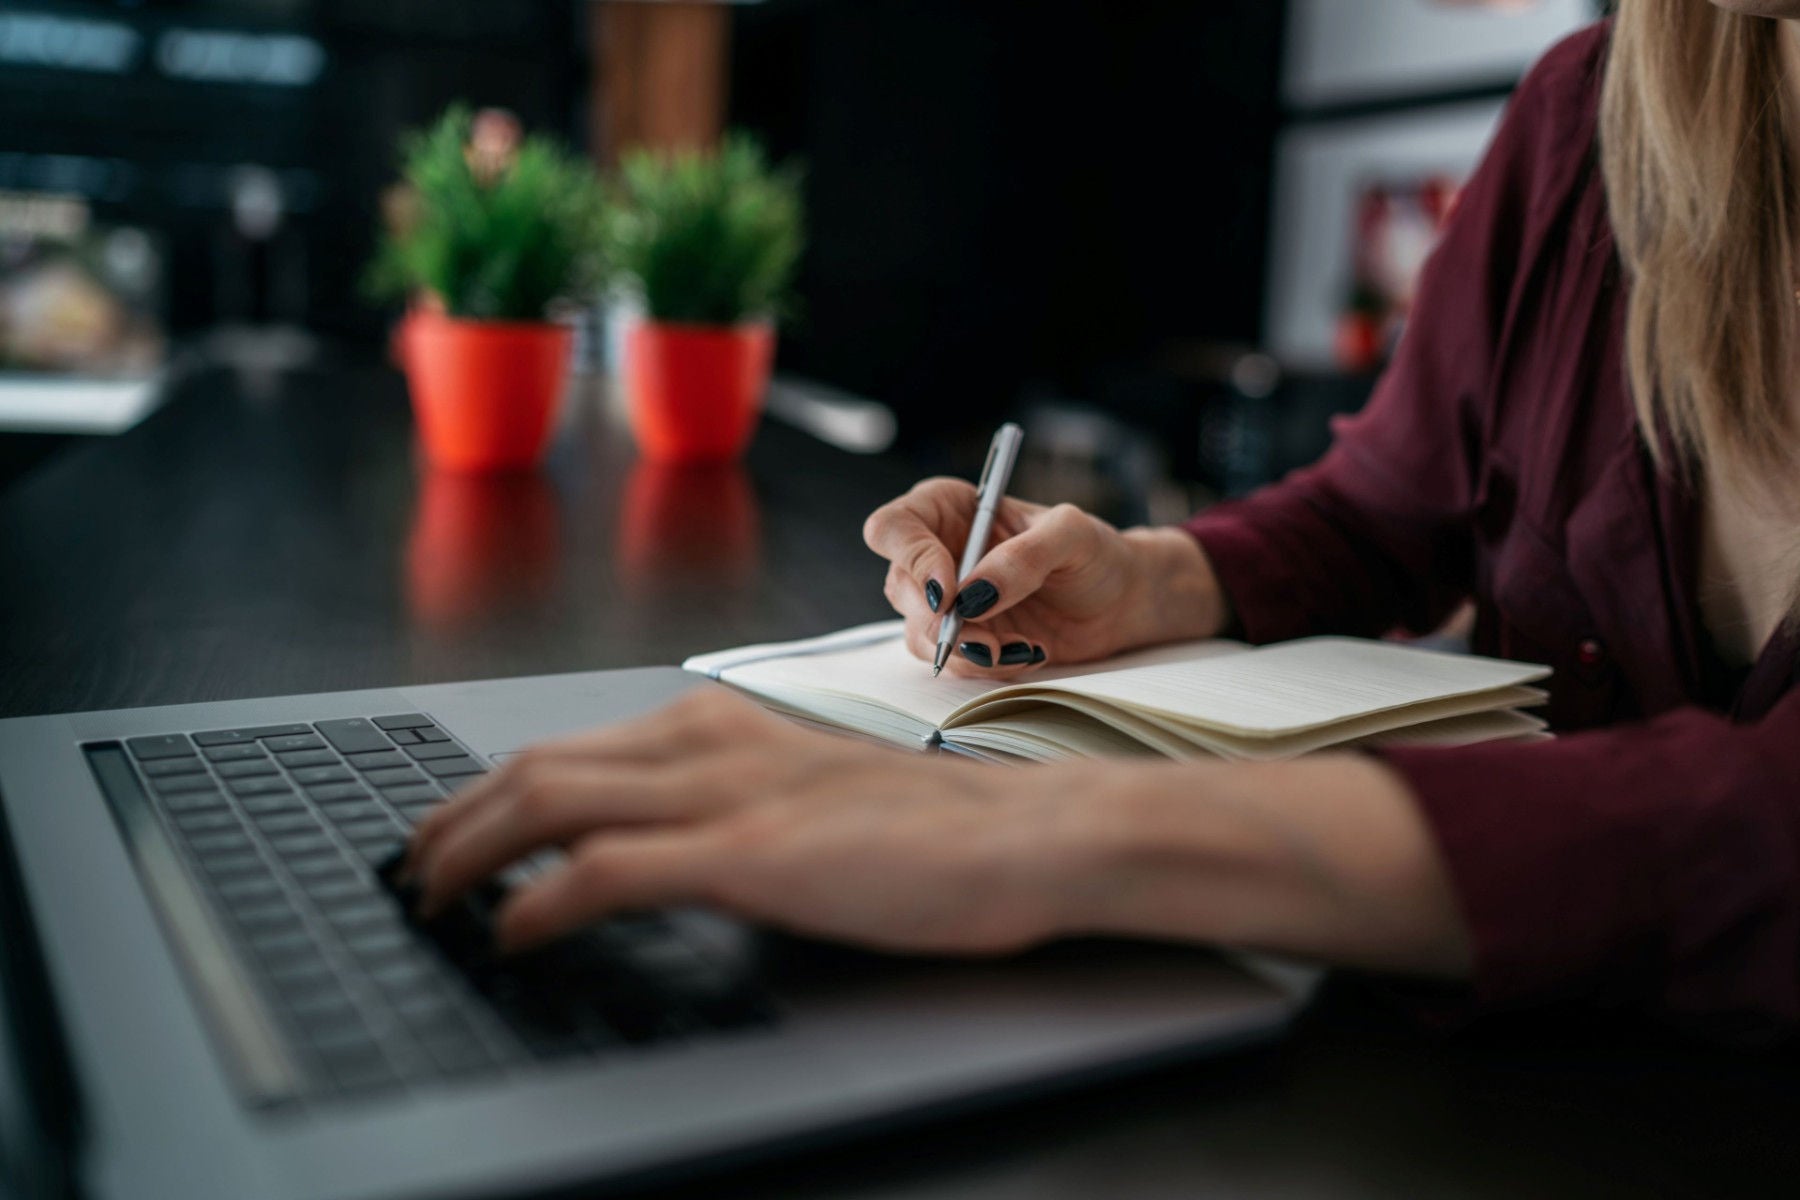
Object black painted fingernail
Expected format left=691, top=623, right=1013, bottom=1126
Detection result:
left=958, top=641, right=994, bottom=667
left=999, top=641, right=1033, bottom=666
left=925, top=579, right=943, bottom=612
left=955, top=579, right=999, bottom=619
left=1030, top=645, right=1047, bottom=664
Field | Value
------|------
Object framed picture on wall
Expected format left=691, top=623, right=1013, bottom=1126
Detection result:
left=1283, top=0, right=1595, bottom=108
left=1264, top=99, right=1505, bottom=370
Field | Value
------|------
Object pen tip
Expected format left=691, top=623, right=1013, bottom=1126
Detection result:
left=933, top=664, right=943, bottom=677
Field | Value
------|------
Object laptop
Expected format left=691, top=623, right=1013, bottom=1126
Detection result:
left=0, top=666, right=1308, bottom=1200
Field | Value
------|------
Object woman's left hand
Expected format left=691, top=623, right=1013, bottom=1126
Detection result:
left=402, top=686, right=1095, bottom=955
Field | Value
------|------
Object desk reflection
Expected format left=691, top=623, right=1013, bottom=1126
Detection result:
left=406, top=470, right=562, bottom=632
left=617, top=461, right=761, bottom=595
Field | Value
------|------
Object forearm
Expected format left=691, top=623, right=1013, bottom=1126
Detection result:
left=1050, top=756, right=1472, bottom=978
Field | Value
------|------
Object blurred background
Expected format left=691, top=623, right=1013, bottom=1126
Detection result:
left=0, top=0, right=1607, bottom=518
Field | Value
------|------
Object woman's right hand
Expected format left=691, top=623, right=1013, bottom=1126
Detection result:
left=862, top=479, right=1231, bottom=679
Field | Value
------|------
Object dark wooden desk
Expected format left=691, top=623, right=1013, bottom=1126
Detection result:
left=2, top=366, right=1796, bottom=1199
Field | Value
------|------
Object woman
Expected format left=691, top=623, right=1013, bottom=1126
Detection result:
left=404, top=3, right=1800, bottom=1036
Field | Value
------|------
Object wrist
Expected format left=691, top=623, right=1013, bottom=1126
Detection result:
left=1117, top=527, right=1231, bottom=649
left=1043, top=757, right=1471, bottom=978
left=1056, top=761, right=1292, bottom=946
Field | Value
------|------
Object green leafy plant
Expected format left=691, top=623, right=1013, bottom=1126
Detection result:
left=366, top=106, right=607, bottom=321
left=604, top=135, right=804, bottom=325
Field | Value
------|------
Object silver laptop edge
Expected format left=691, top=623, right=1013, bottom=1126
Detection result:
left=0, top=667, right=1308, bottom=1200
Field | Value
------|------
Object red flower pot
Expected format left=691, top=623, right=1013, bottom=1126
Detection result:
left=401, top=311, right=571, bottom=472
left=624, top=320, right=775, bottom=463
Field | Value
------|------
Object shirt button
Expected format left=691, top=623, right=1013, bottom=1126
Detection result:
left=1577, top=638, right=1606, bottom=667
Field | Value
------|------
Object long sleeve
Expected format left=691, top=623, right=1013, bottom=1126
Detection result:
left=1176, top=25, right=1800, bottom=1037
left=1376, top=693, right=1800, bottom=1037
left=1186, top=35, right=1590, bottom=643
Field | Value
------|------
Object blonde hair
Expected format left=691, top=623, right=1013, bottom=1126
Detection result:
left=1600, top=2, right=1798, bottom=493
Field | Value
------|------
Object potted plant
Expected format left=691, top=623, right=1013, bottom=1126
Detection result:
left=368, top=106, right=607, bottom=472
left=604, top=135, right=803, bottom=463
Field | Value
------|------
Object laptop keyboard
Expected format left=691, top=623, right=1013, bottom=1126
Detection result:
left=111, top=715, right=777, bottom=1105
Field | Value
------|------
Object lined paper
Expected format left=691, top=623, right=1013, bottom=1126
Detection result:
left=704, top=633, right=1248, bottom=733
left=957, top=637, right=1549, bottom=738
left=684, top=626, right=1549, bottom=760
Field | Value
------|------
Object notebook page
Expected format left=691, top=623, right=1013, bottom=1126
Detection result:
left=696, top=629, right=1251, bottom=731
left=683, top=620, right=905, bottom=678
left=721, top=638, right=991, bottom=728
left=977, top=637, right=1550, bottom=739
left=951, top=700, right=1547, bottom=763
left=948, top=709, right=1164, bottom=762
left=1162, top=684, right=1549, bottom=760
left=1358, top=708, right=1548, bottom=748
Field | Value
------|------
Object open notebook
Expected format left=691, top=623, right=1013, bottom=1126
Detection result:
left=684, top=621, right=1551, bottom=763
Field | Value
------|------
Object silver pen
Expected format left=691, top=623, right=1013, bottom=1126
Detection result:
left=933, top=422, right=1026, bottom=676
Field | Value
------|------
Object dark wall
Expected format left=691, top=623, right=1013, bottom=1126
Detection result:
left=0, top=0, right=583, bottom=339
left=3, top=0, right=1285, bottom=451
left=731, top=0, right=1286, bottom=450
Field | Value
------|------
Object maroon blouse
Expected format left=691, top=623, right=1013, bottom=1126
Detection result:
left=1185, top=23, right=1800, bottom=1038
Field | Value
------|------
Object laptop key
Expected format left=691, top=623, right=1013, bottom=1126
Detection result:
left=387, top=728, right=423, bottom=745
left=392, top=968, right=467, bottom=1008
left=363, top=766, right=425, bottom=788
left=316, top=798, right=387, bottom=824
left=314, top=719, right=392, bottom=755
left=277, top=748, right=340, bottom=769
left=227, top=776, right=293, bottom=798
left=404, top=742, right=469, bottom=762
left=200, top=850, right=266, bottom=879
left=268, top=831, right=337, bottom=859
left=290, top=765, right=355, bottom=787
left=215, top=758, right=279, bottom=779
left=231, top=901, right=301, bottom=933
left=161, top=790, right=228, bottom=813
left=370, top=954, right=440, bottom=994
left=373, top=714, right=435, bottom=731
left=307, top=783, right=371, bottom=803
left=151, top=773, right=222, bottom=796
left=250, top=928, right=317, bottom=963
left=174, top=810, right=241, bottom=835
left=308, top=878, right=374, bottom=906
left=287, top=985, right=360, bottom=1029
left=414, top=727, right=452, bottom=743
left=423, top=757, right=483, bottom=779
left=204, top=743, right=268, bottom=763
left=287, top=857, right=356, bottom=883
left=263, top=956, right=337, bottom=992
left=383, top=783, right=441, bottom=804
left=241, top=793, right=305, bottom=815
left=127, top=734, right=195, bottom=760
left=264, top=734, right=326, bottom=754
left=316, top=902, right=385, bottom=933
left=189, top=830, right=254, bottom=856
left=346, top=750, right=408, bottom=771
left=343, top=926, right=413, bottom=959
left=192, top=724, right=311, bottom=747
left=141, top=756, right=206, bottom=778
left=339, top=816, right=400, bottom=842
left=252, top=811, right=320, bottom=835
left=217, top=877, right=283, bottom=905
